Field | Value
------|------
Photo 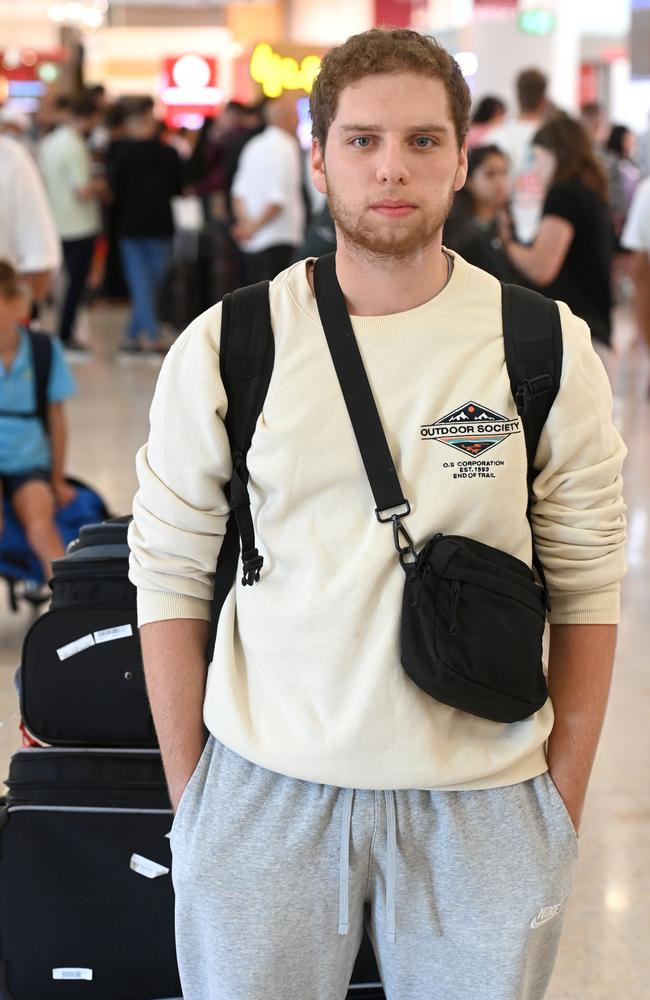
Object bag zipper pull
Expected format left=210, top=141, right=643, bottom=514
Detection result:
left=449, top=579, right=461, bottom=637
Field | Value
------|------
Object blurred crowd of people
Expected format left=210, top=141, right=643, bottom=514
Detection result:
left=2, top=58, right=650, bottom=590
left=1, top=65, right=650, bottom=362
left=444, top=69, right=650, bottom=354
left=0, top=87, right=310, bottom=355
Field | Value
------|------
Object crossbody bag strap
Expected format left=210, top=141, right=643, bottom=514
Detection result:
left=313, top=253, right=416, bottom=563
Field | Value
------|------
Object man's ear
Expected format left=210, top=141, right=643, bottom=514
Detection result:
left=311, top=138, right=327, bottom=195
left=454, top=137, right=469, bottom=192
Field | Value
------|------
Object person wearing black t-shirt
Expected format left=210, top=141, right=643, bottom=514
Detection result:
left=109, top=103, right=183, bottom=352
left=499, top=114, right=613, bottom=346
left=444, top=144, right=527, bottom=284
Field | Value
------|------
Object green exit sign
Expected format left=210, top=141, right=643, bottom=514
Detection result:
left=518, top=9, right=556, bottom=35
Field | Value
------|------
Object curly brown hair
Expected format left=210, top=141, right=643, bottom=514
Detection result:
left=310, top=28, right=471, bottom=150
left=533, top=114, right=609, bottom=203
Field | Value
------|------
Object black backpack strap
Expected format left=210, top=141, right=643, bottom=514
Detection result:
left=501, top=282, right=563, bottom=604
left=501, top=283, right=563, bottom=476
left=0, top=331, right=53, bottom=426
left=29, top=330, right=53, bottom=433
left=207, top=282, right=274, bottom=660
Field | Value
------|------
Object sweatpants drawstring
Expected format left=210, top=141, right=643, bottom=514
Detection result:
left=338, top=787, right=354, bottom=935
left=384, top=789, right=397, bottom=943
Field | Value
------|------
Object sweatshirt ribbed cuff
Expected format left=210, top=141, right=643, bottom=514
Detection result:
left=547, top=584, right=620, bottom=625
left=136, top=590, right=212, bottom=627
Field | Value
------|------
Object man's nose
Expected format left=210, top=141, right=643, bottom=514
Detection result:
left=375, top=140, right=409, bottom=185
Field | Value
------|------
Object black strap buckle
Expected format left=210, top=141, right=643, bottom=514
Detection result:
left=376, top=500, right=411, bottom=523
left=241, top=549, right=264, bottom=586
left=392, top=517, right=417, bottom=568
left=515, top=375, right=554, bottom=416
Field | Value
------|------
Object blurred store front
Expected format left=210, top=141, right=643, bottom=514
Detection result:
left=0, top=1, right=649, bottom=133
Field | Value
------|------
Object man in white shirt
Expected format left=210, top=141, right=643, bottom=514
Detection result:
left=487, top=68, right=548, bottom=243
left=0, top=134, right=60, bottom=301
left=231, top=93, right=306, bottom=282
left=39, top=96, right=105, bottom=347
left=621, top=176, right=650, bottom=360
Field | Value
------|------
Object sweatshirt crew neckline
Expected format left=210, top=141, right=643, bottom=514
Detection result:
left=286, top=248, right=474, bottom=337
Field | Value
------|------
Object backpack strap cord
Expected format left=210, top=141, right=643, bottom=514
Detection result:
left=228, top=450, right=264, bottom=586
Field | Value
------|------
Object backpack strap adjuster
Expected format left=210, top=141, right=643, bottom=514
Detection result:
left=241, top=549, right=264, bottom=586
left=515, top=374, right=554, bottom=416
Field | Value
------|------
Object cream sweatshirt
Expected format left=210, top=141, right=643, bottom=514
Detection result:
left=128, top=252, right=627, bottom=791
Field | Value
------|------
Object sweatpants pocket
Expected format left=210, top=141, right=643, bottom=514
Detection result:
left=544, top=771, right=579, bottom=846
left=170, top=735, right=213, bottom=841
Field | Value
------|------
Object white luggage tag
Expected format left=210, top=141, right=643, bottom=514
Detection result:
left=57, top=634, right=95, bottom=661
left=94, top=624, right=133, bottom=644
left=52, top=968, right=93, bottom=981
left=130, top=853, right=170, bottom=879
left=57, top=624, right=133, bottom=661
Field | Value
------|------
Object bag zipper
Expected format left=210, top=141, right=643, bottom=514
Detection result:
left=449, top=579, right=461, bottom=637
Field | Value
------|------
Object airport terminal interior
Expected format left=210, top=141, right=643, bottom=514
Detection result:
left=1, top=1, right=649, bottom=998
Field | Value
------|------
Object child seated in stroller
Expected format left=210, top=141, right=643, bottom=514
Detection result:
left=0, top=260, right=77, bottom=583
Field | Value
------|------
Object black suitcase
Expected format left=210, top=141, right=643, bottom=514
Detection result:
left=158, top=223, right=241, bottom=334
left=19, top=518, right=157, bottom=748
left=0, top=748, right=180, bottom=1000
left=349, top=933, right=384, bottom=997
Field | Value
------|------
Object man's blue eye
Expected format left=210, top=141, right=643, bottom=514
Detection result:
left=415, top=137, right=434, bottom=148
left=353, top=137, right=371, bottom=147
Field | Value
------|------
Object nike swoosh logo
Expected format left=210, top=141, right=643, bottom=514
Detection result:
left=530, top=914, right=556, bottom=929
left=530, top=908, right=562, bottom=929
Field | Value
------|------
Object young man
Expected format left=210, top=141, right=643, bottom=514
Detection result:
left=109, top=101, right=183, bottom=352
left=487, top=68, right=549, bottom=243
left=129, top=29, right=626, bottom=1000
left=0, top=134, right=60, bottom=303
left=39, top=95, right=104, bottom=348
left=231, top=92, right=306, bottom=282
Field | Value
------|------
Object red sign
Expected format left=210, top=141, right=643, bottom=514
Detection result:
left=474, top=0, right=517, bottom=20
left=579, top=64, right=598, bottom=106
left=374, top=0, right=428, bottom=28
left=160, top=55, right=221, bottom=128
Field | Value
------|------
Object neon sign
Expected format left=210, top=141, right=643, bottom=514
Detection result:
left=518, top=10, right=556, bottom=35
left=249, top=43, right=321, bottom=99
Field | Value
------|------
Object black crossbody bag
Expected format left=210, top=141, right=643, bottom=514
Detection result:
left=313, top=253, right=557, bottom=724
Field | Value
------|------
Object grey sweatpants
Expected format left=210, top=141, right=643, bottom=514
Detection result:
left=170, top=736, right=578, bottom=1000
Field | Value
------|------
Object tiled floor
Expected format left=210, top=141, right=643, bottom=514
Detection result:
left=0, top=303, right=648, bottom=999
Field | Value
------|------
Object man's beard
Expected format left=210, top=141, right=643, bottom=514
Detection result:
left=327, top=181, right=455, bottom=263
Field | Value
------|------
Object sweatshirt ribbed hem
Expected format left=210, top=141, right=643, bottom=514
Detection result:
left=206, top=727, right=551, bottom=792
left=547, top=584, right=620, bottom=625
left=136, top=590, right=212, bottom=626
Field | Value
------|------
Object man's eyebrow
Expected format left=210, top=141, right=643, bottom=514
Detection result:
left=337, top=123, right=450, bottom=133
